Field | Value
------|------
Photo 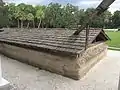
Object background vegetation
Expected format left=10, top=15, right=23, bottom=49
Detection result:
left=0, top=2, right=120, bottom=30
left=0, top=1, right=9, bottom=28
left=1, top=2, right=120, bottom=29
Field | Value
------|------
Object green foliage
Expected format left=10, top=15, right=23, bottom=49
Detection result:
left=112, top=11, right=120, bottom=28
left=17, top=3, right=27, bottom=21
left=103, top=11, right=112, bottom=28
left=5, top=2, right=117, bottom=29
left=0, top=0, right=8, bottom=28
left=27, top=13, right=34, bottom=21
left=35, top=5, right=45, bottom=28
left=35, top=6, right=45, bottom=19
left=44, top=3, right=63, bottom=28
left=62, top=4, right=79, bottom=28
left=85, top=8, right=105, bottom=28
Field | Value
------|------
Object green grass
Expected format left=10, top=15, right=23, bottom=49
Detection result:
left=108, top=47, right=120, bottom=51
left=106, top=31, right=120, bottom=48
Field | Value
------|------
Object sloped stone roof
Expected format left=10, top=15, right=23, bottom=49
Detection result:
left=0, top=28, right=108, bottom=56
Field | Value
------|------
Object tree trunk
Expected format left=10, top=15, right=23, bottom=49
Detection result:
left=17, top=19, right=20, bottom=28
left=21, top=20, right=23, bottom=28
left=38, top=19, right=41, bottom=29
left=42, top=22, right=44, bottom=28
left=33, top=20, right=35, bottom=28
left=27, top=22, right=30, bottom=29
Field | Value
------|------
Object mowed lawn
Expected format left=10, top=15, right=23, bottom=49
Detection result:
left=106, top=31, right=120, bottom=48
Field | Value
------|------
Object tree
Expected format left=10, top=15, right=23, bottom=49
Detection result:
left=76, top=9, right=86, bottom=26
left=112, top=11, right=120, bottom=28
left=62, top=4, right=79, bottom=28
left=44, top=3, right=64, bottom=28
left=85, top=8, right=105, bottom=28
left=8, top=3, right=18, bottom=27
left=26, top=13, right=34, bottom=28
left=35, top=5, right=45, bottom=29
left=17, top=3, right=27, bottom=28
left=0, top=0, right=8, bottom=28
left=25, top=4, right=35, bottom=28
left=103, top=11, right=112, bottom=28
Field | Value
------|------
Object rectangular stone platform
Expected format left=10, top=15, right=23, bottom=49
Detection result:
left=0, top=42, right=107, bottom=80
left=0, top=28, right=109, bottom=80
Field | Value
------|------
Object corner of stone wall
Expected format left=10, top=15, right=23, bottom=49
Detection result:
left=75, top=42, right=108, bottom=79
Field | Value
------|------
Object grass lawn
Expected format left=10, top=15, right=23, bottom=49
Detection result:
left=106, top=31, right=120, bottom=48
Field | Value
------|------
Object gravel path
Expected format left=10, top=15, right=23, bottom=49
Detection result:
left=1, top=50, right=120, bottom=90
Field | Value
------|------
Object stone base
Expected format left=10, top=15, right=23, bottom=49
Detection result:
left=0, top=78, right=10, bottom=90
left=0, top=42, right=107, bottom=80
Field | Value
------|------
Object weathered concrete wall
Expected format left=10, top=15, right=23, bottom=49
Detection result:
left=0, top=42, right=107, bottom=80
